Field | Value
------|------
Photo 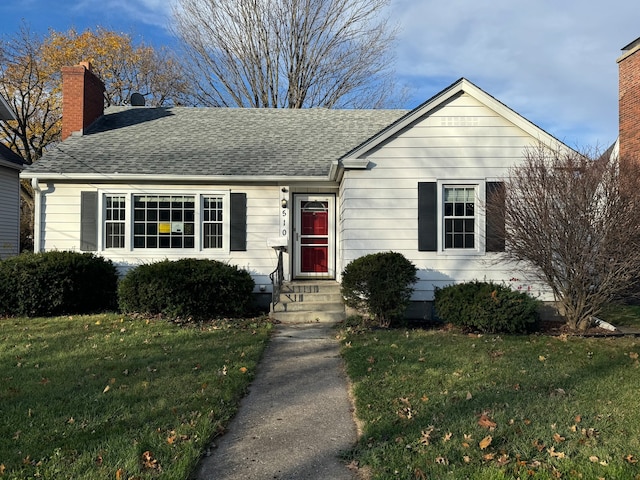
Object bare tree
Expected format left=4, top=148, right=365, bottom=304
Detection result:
left=172, top=0, right=400, bottom=108
left=492, top=143, right=640, bottom=330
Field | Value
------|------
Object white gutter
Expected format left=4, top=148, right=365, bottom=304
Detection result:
left=20, top=172, right=336, bottom=183
left=31, top=178, right=41, bottom=253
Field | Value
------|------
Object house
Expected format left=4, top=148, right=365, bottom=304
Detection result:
left=21, top=62, right=563, bottom=318
left=0, top=93, right=24, bottom=258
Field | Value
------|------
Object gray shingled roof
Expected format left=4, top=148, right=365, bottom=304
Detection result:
left=24, top=107, right=407, bottom=178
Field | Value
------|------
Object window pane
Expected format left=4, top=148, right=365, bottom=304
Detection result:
left=105, top=195, right=125, bottom=249
left=133, top=194, right=195, bottom=250
left=203, top=196, right=224, bottom=249
left=443, top=186, right=476, bottom=250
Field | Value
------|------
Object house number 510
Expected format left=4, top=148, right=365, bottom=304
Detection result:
left=281, top=209, right=287, bottom=237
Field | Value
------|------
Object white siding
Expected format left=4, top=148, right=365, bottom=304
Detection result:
left=36, top=183, right=282, bottom=287
left=339, top=92, right=550, bottom=301
left=0, top=165, right=20, bottom=258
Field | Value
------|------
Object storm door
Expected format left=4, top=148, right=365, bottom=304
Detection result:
left=293, top=195, right=335, bottom=278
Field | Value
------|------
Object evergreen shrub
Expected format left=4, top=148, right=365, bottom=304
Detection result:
left=434, top=281, right=540, bottom=333
left=118, top=258, right=254, bottom=320
left=341, top=251, right=418, bottom=326
left=0, top=251, right=118, bottom=317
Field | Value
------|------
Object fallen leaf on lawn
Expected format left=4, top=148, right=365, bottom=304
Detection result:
left=40, top=377, right=50, bottom=385
left=553, top=433, right=565, bottom=443
left=629, top=352, right=639, bottom=360
left=497, top=454, right=510, bottom=466
left=466, top=392, right=473, bottom=400
left=589, top=456, right=599, bottom=463
left=483, top=452, right=495, bottom=461
left=625, top=454, right=638, bottom=464
left=463, top=455, right=471, bottom=463
left=574, top=415, right=582, bottom=423
left=367, top=356, right=375, bottom=364
left=116, top=468, right=124, bottom=479
left=479, top=435, right=492, bottom=450
left=0, top=464, right=5, bottom=474
left=539, top=355, right=546, bottom=362
left=95, top=455, right=103, bottom=466
left=141, top=450, right=159, bottom=470
left=102, top=385, right=110, bottom=393
left=443, top=432, right=452, bottom=442
left=478, top=413, right=497, bottom=430
left=420, top=395, right=429, bottom=402
left=533, top=439, right=545, bottom=452
left=414, top=468, right=426, bottom=480
left=547, top=447, right=565, bottom=458
left=420, top=427, right=434, bottom=445
left=570, top=424, right=577, bottom=432
left=167, top=431, right=176, bottom=445
left=599, top=460, right=608, bottom=466
left=435, top=456, right=449, bottom=465
left=239, top=367, right=248, bottom=373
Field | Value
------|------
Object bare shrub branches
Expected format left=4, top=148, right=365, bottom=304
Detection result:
left=493, top=143, right=640, bottom=330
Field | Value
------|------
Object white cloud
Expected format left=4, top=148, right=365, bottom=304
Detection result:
left=391, top=0, right=639, bottom=147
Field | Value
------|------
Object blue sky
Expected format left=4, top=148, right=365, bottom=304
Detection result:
left=1, top=0, right=638, bottom=148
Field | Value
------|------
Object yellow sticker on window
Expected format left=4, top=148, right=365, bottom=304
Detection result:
left=159, top=223, right=171, bottom=234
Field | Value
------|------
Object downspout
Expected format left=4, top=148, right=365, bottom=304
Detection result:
left=31, top=178, right=41, bottom=253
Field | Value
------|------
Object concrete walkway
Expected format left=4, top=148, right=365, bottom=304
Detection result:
left=193, top=323, right=357, bottom=480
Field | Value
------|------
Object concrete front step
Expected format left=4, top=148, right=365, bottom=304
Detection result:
left=270, top=280, right=346, bottom=323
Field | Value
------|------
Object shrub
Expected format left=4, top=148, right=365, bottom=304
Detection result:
left=0, top=251, right=118, bottom=317
left=434, top=281, right=540, bottom=333
left=118, top=258, right=255, bottom=320
left=341, top=252, right=418, bottom=327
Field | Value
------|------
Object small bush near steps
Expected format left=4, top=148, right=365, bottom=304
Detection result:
left=341, top=251, right=418, bottom=327
left=118, top=258, right=255, bottom=320
left=434, top=281, right=540, bottom=334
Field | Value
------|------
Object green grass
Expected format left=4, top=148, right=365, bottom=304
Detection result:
left=600, top=303, right=640, bottom=328
left=0, top=314, right=272, bottom=479
left=340, top=323, right=640, bottom=479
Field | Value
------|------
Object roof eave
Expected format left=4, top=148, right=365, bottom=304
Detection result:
left=0, top=158, right=24, bottom=171
left=19, top=172, right=336, bottom=184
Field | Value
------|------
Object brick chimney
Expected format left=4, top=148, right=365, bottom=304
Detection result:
left=61, top=62, right=105, bottom=141
left=618, top=38, right=640, bottom=162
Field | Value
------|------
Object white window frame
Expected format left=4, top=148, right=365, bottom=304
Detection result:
left=437, top=181, right=485, bottom=255
left=98, top=190, right=230, bottom=254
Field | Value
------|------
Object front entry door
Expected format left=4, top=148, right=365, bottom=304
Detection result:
left=294, top=195, right=335, bottom=278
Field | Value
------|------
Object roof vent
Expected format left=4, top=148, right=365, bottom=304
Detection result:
left=130, top=92, right=146, bottom=107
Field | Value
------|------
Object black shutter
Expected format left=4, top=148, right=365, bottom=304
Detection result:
left=418, top=182, right=437, bottom=252
left=80, top=191, right=98, bottom=251
left=230, top=193, right=247, bottom=251
left=486, top=181, right=505, bottom=252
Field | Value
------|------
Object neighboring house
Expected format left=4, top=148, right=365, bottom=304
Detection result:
left=617, top=37, right=640, bottom=162
left=0, top=93, right=24, bottom=258
left=22, top=62, right=563, bottom=316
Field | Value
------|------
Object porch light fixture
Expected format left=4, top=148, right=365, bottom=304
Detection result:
left=281, top=198, right=288, bottom=208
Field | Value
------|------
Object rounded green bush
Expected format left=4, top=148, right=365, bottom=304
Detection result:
left=0, top=251, right=118, bottom=317
left=118, top=258, right=255, bottom=320
left=434, top=281, right=540, bottom=333
left=341, top=251, right=417, bottom=326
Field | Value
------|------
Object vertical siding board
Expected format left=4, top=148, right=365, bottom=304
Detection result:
left=418, top=182, right=437, bottom=251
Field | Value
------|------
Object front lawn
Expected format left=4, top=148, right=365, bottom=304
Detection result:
left=341, top=323, right=640, bottom=479
left=0, top=314, right=272, bottom=479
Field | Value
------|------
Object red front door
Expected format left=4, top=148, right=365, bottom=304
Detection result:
left=295, top=195, right=335, bottom=278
